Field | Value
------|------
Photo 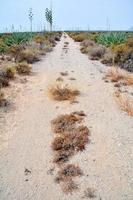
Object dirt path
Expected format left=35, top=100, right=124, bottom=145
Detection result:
left=0, top=34, right=133, bottom=200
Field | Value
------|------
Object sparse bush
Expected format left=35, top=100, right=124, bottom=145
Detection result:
left=56, top=164, right=82, bottom=183
left=18, top=49, right=40, bottom=63
left=0, top=89, right=7, bottom=107
left=106, top=67, right=124, bottom=82
left=112, top=43, right=133, bottom=72
left=101, top=50, right=114, bottom=65
left=81, top=39, right=95, bottom=48
left=15, top=62, right=32, bottom=75
left=52, top=126, right=89, bottom=152
left=71, top=33, right=88, bottom=42
left=0, top=76, right=9, bottom=87
left=3, top=66, right=16, bottom=79
left=8, top=44, right=24, bottom=61
left=115, top=90, right=133, bottom=117
left=51, top=113, right=84, bottom=134
left=48, top=85, right=80, bottom=101
left=89, top=45, right=106, bottom=60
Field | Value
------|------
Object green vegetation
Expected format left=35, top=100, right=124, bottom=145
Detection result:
left=0, top=31, right=61, bottom=106
left=96, top=32, right=127, bottom=47
left=69, top=31, right=133, bottom=72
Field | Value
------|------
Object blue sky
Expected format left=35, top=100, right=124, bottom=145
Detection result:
left=0, top=0, right=132, bottom=32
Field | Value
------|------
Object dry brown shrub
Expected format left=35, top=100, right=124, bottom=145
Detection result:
left=106, top=67, right=133, bottom=85
left=3, top=66, right=16, bottom=80
left=15, top=62, right=32, bottom=75
left=64, top=42, right=69, bottom=45
left=89, top=45, right=106, bottom=60
left=83, top=187, right=96, bottom=199
left=0, top=76, right=9, bottom=87
left=52, top=125, right=89, bottom=165
left=124, top=74, right=133, bottom=85
left=60, top=72, right=68, bottom=76
left=53, top=150, right=74, bottom=164
left=62, top=180, right=78, bottom=194
left=51, top=113, right=84, bottom=134
left=0, top=90, right=8, bottom=107
left=48, top=85, right=80, bottom=101
left=18, top=49, right=40, bottom=63
left=55, top=164, right=82, bottom=183
left=56, top=77, right=63, bottom=82
left=115, top=90, right=133, bottom=117
left=106, top=67, right=124, bottom=82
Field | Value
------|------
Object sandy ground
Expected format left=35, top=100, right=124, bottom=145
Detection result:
left=0, top=34, right=133, bottom=200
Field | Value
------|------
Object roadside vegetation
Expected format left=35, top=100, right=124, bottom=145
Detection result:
left=0, top=31, right=61, bottom=107
left=69, top=31, right=133, bottom=117
left=69, top=31, right=133, bottom=72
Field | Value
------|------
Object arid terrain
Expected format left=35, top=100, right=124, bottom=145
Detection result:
left=0, top=34, right=133, bottom=200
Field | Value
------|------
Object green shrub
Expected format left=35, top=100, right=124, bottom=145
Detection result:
left=96, top=32, right=127, bottom=47
left=3, top=33, right=31, bottom=46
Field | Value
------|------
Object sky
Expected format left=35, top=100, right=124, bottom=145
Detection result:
left=0, top=0, right=132, bottom=32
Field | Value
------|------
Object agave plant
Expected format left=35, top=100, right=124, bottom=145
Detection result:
left=96, top=32, right=127, bottom=47
left=3, top=33, right=31, bottom=46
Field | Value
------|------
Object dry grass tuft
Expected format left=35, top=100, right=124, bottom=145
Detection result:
left=55, top=164, right=82, bottom=183
left=0, top=90, right=5, bottom=106
left=124, top=74, right=133, bottom=85
left=69, top=77, right=76, bottom=81
left=106, top=67, right=133, bottom=85
left=89, top=45, right=106, bottom=60
left=53, top=150, right=73, bottom=164
left=3, top=66, right=16, bottom=79
left=106, top=67, right=124, bottom=82
left=0, top=76, right=9, bottom=87
left=18, top=49, right=40, bottom=64
left=15, top=62, right=32, bottom=75
left=115, top=90, right=133, bottom=116
left=60, top=72, right=68, bottom=76
left=56, top=77, right=63, bottom=82
left=51, top=111, right=89, bottom=193
left=62, top=180, right=78, bottom=194
left=51, top=112, right=84, bottom=134
left=0, top=90, right=8, bottom=107
left=52, top=126, right=89, bottom=152
left=83, top=187, right=96, bottom=199
left=48, top=85, right=80, bottom=101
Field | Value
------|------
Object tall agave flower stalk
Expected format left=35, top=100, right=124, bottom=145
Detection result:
left=45, top=7, right=53, bottom=32
left=28, top=8, right=33, bottom=34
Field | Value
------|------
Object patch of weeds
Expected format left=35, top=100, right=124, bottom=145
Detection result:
left=115, top=90, right=133, bottom=117
left=56, top=77, right=63, bottom=82
left=0, top=76, right=10, bottom=87
left=53, top=150, right=74, bottom=164
left=48, top=85, right=80, bottom=101
left=55, top=164, right=83, bottom=183
left=24, top=168, right=31, bottom=176
left=3, top=66, right=16, bottom=79
left=69, top=77, right=76, bottom=81
left=62, top=180, right=79, bottom=194
left=15, top=62, right=32, bottom=75
left=51, top=112, right=84, bottom=134
left=82, top=187, right=97, bottom=199
left=60, top=72, right=68, bottom=76
left=64, top=42, right=69, bottom=45
left=0, top=90, right=6, bottom=107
